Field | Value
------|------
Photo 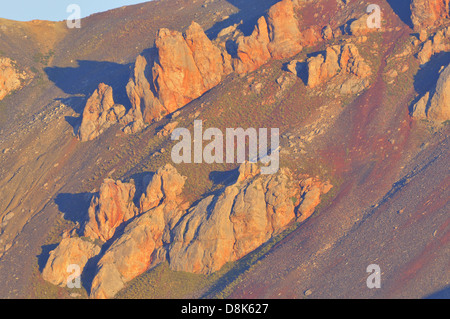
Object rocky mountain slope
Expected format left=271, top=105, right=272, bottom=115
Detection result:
left=0, top=0, right=449, bottom=299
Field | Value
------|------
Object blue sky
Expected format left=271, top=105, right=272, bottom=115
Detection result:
left=0, top=0, right=150, bottom=22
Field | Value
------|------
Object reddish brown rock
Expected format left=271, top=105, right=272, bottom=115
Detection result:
left=411, top=0, right=450, bottom=30
left=297, top=178, right=333, bottom=222
left=90, top=205, right=170, bottom=299
left=124, top=54, right=159, bottom=129
left=0, top=58, right=28, bottom=101
left=90, top=165, right=187, bottom=299
left=306, top=44, right=372, bottom=93
left=413, top=63, right=450, bottom=122
left=348, top=14, right=379, bottom=36
left=83, top=179, right=138, bottom=242
left=139, top=164, right=187, bottom=213
left=266, top=0, right=303, bottom=59
left=124, top=22, right=231, bottom=128
left=184, top=21, right=227, bottom=89
left=417, top=29, right=450, bottom=65
left=169, top=164, right=329, bottom=275
left=78, top=83, right=126, bottom=141
left=300, top=27, right=320, bottom=47
left=306, top=46, right=340, bottom=88
left=42, top=237, right=101, bottom=287
left=233, top=16, right=271, bottom=74
left=152, top=28, right=206, bottom=117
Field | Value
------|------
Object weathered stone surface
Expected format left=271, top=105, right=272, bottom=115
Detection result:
left=157, top=121, right=179, bottom=138
left=42, top=237, right=101, bottom=287
left=83, top=179, right=138, bottom=242
left=306, top=44, right=371, bottom=93
left=348, top=14, right=378, bottom=36
left=233, top=16, right=271, bottom=74
left=428, top=64, right=450, bottom=121
left=43, top=161, right=330, bottom=298
left=411, top=0, right=450, bottom=30
left=152, top=28, right=205, bottom=118
left=89, top=164, right=187, bottom=299
left=184, top=21, right=227, bottom=89
left=286, top=59, right=303, bottom=77
left=322, top=25, right=334, bottom=40
left=413, top=64, right=450, bottom=122
left=125, top=22, right=229, bottom=127
left=169, top=164, right=330, bottom=275
left=124, top=54, right=158, bottom=129
left=78, top=83, right=126, bottom=141
left=0, top=58, right=27, bottom=101
left=90, top=204, right=174, bottom=299
left=139, top=164, right=187, bottom=213
left=297, top=178, right=333, bottom=222
left=266, top=0, right=303, bottom=59
left=417, top=29, right=450, bottom=65
left=307, top=46, right=340, bottom=88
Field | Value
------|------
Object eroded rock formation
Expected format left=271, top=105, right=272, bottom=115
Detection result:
left=0, top=57, right=29, bottom=101
left=169, top=164, right=301, bottom=275
left=78, top=0, right=331, bottom=140
left=416, top=27, right=450, bottom=65
left=412, top=63, right=450, bottom=122
left=266, top=0, right=303, bottom=59
left=89, top=164, right=187, bottom=299
left=83, top=179, right=138, bottom=242
left=78, top=83, right=126, bottom=141
left=123, top=21, right=230, bottom=131
left=411, top=0, right=450, bottom=30
left=306, top=44, right=372, bottom=93
left=42, top=237, right=101, bottom=287
left=233, top=16, right=272, bottom=74
left=43, top=163, right=331, bottom=298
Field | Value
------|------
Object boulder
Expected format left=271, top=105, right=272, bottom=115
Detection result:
left=233, top=16, right=271, bottom=74
left=42, top=237, right=101, bottom=287
left=411, top=0, right=450, bottom=30
left=89, top=165, right=187, bottom=299
left=169, top=166, right=302, bottom=275
left=0, top=58, right=27, bottom=101
left=413, top=64, right=450, bottom=122
left=417, top=29, right=450, bottom=65
left=266, top=0, right=303, bottom=59
left=139, top=164, right=187, bottom=213
left=124, top=54, right=159, bottom=128
left=90, top=203, right=181, bottom=299
left=83, top=179, right=138, bottom=242
left=184, top=21, right=227, bottom=89
left=152, top=28, right=205, bottom=118
left=306, top=44, right=371, bottom=93
left=78, top=83, right=126, bottom=141
left=322, top=25, right=334, bottom=40
left=297, top=178, right=333, bottom=222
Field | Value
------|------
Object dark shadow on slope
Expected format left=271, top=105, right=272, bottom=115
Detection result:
left=282, top=60, right=308, bottom=85
left=209, top=167, right=240, bottom=187
left=206, top=0, right=281, bottom=39
left=425, top=285, right=450, bottom=299
left=54, top=192, right=95, bottom=225
left=56, top=96, right=87, bottom=115
left=45, top=60, right=132, bottom=110
left=385, top=0, right=413, bottom=29
left=37, top=243, right=59, bottom=273
left=409, top=52, right=450, bottom=114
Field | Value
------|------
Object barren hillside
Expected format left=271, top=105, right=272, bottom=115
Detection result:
left=0, top=0, right=448, bottom=299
